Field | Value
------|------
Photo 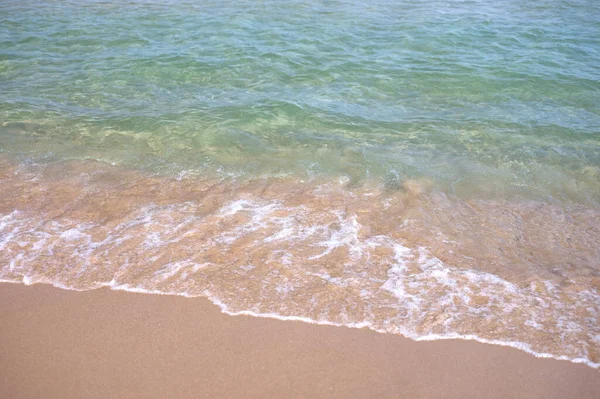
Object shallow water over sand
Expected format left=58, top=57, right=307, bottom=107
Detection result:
left=1, top=156, right=599, bottom=367
left=2, top=0, right=600, bottom=202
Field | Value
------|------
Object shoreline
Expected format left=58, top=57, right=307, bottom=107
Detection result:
left=1, top=283, right=599, bottom=398
left=3, top=278, right=598, bottom=370
left=2, top=156, right=599, bottom=367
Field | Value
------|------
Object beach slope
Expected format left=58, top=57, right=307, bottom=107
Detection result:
left=1, top=283, right=598, bottom=398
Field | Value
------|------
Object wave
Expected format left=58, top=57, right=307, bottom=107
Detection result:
left=1, top=157, right=599, bottom=369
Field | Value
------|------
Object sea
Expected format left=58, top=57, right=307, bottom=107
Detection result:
left=1, top=0, right=599, bottom=368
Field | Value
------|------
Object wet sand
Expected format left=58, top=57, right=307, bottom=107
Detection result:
left=3, top=157, right=600, bottom=364
left=1, top=283, right=598, bottom=398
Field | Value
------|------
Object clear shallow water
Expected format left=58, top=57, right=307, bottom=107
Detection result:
left=2, top=0, right=600, bottom=201
left=1, top=0, right=600, bottom=367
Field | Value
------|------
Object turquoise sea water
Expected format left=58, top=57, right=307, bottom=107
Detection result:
left=2, top=0, right=599, bottom=201
left=2, top=0, right=600, bottom=368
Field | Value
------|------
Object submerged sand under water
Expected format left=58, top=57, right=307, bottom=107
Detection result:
left=0, top=155, right=599, bottom=368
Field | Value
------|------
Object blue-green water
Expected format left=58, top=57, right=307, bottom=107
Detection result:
left=2, top=0, right=600, bottom=368
left=2, top=0, right=599, bottom=201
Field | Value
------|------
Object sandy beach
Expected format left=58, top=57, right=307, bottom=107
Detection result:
left=3, top=1, right=600, bottom=398
left=1, top=283, right=598, bottom=398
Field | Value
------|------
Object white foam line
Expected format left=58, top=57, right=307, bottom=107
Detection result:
left=1, top=278, right=598, bottom=370
left=207, top=295, right=600, bottom=370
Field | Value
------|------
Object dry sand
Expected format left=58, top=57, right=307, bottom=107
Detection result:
left=1, top=283, right=598, bottom=398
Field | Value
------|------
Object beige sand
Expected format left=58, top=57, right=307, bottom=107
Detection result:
left=3, top=157, right=600, bottom=364
left=1, top=283, right=598, bottom=399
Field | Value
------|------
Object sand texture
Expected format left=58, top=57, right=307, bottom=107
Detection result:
left=1, top=283, right=599, bottom=398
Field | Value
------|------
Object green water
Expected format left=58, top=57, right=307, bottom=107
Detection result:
left=1, top=0, right=599, bottom=201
